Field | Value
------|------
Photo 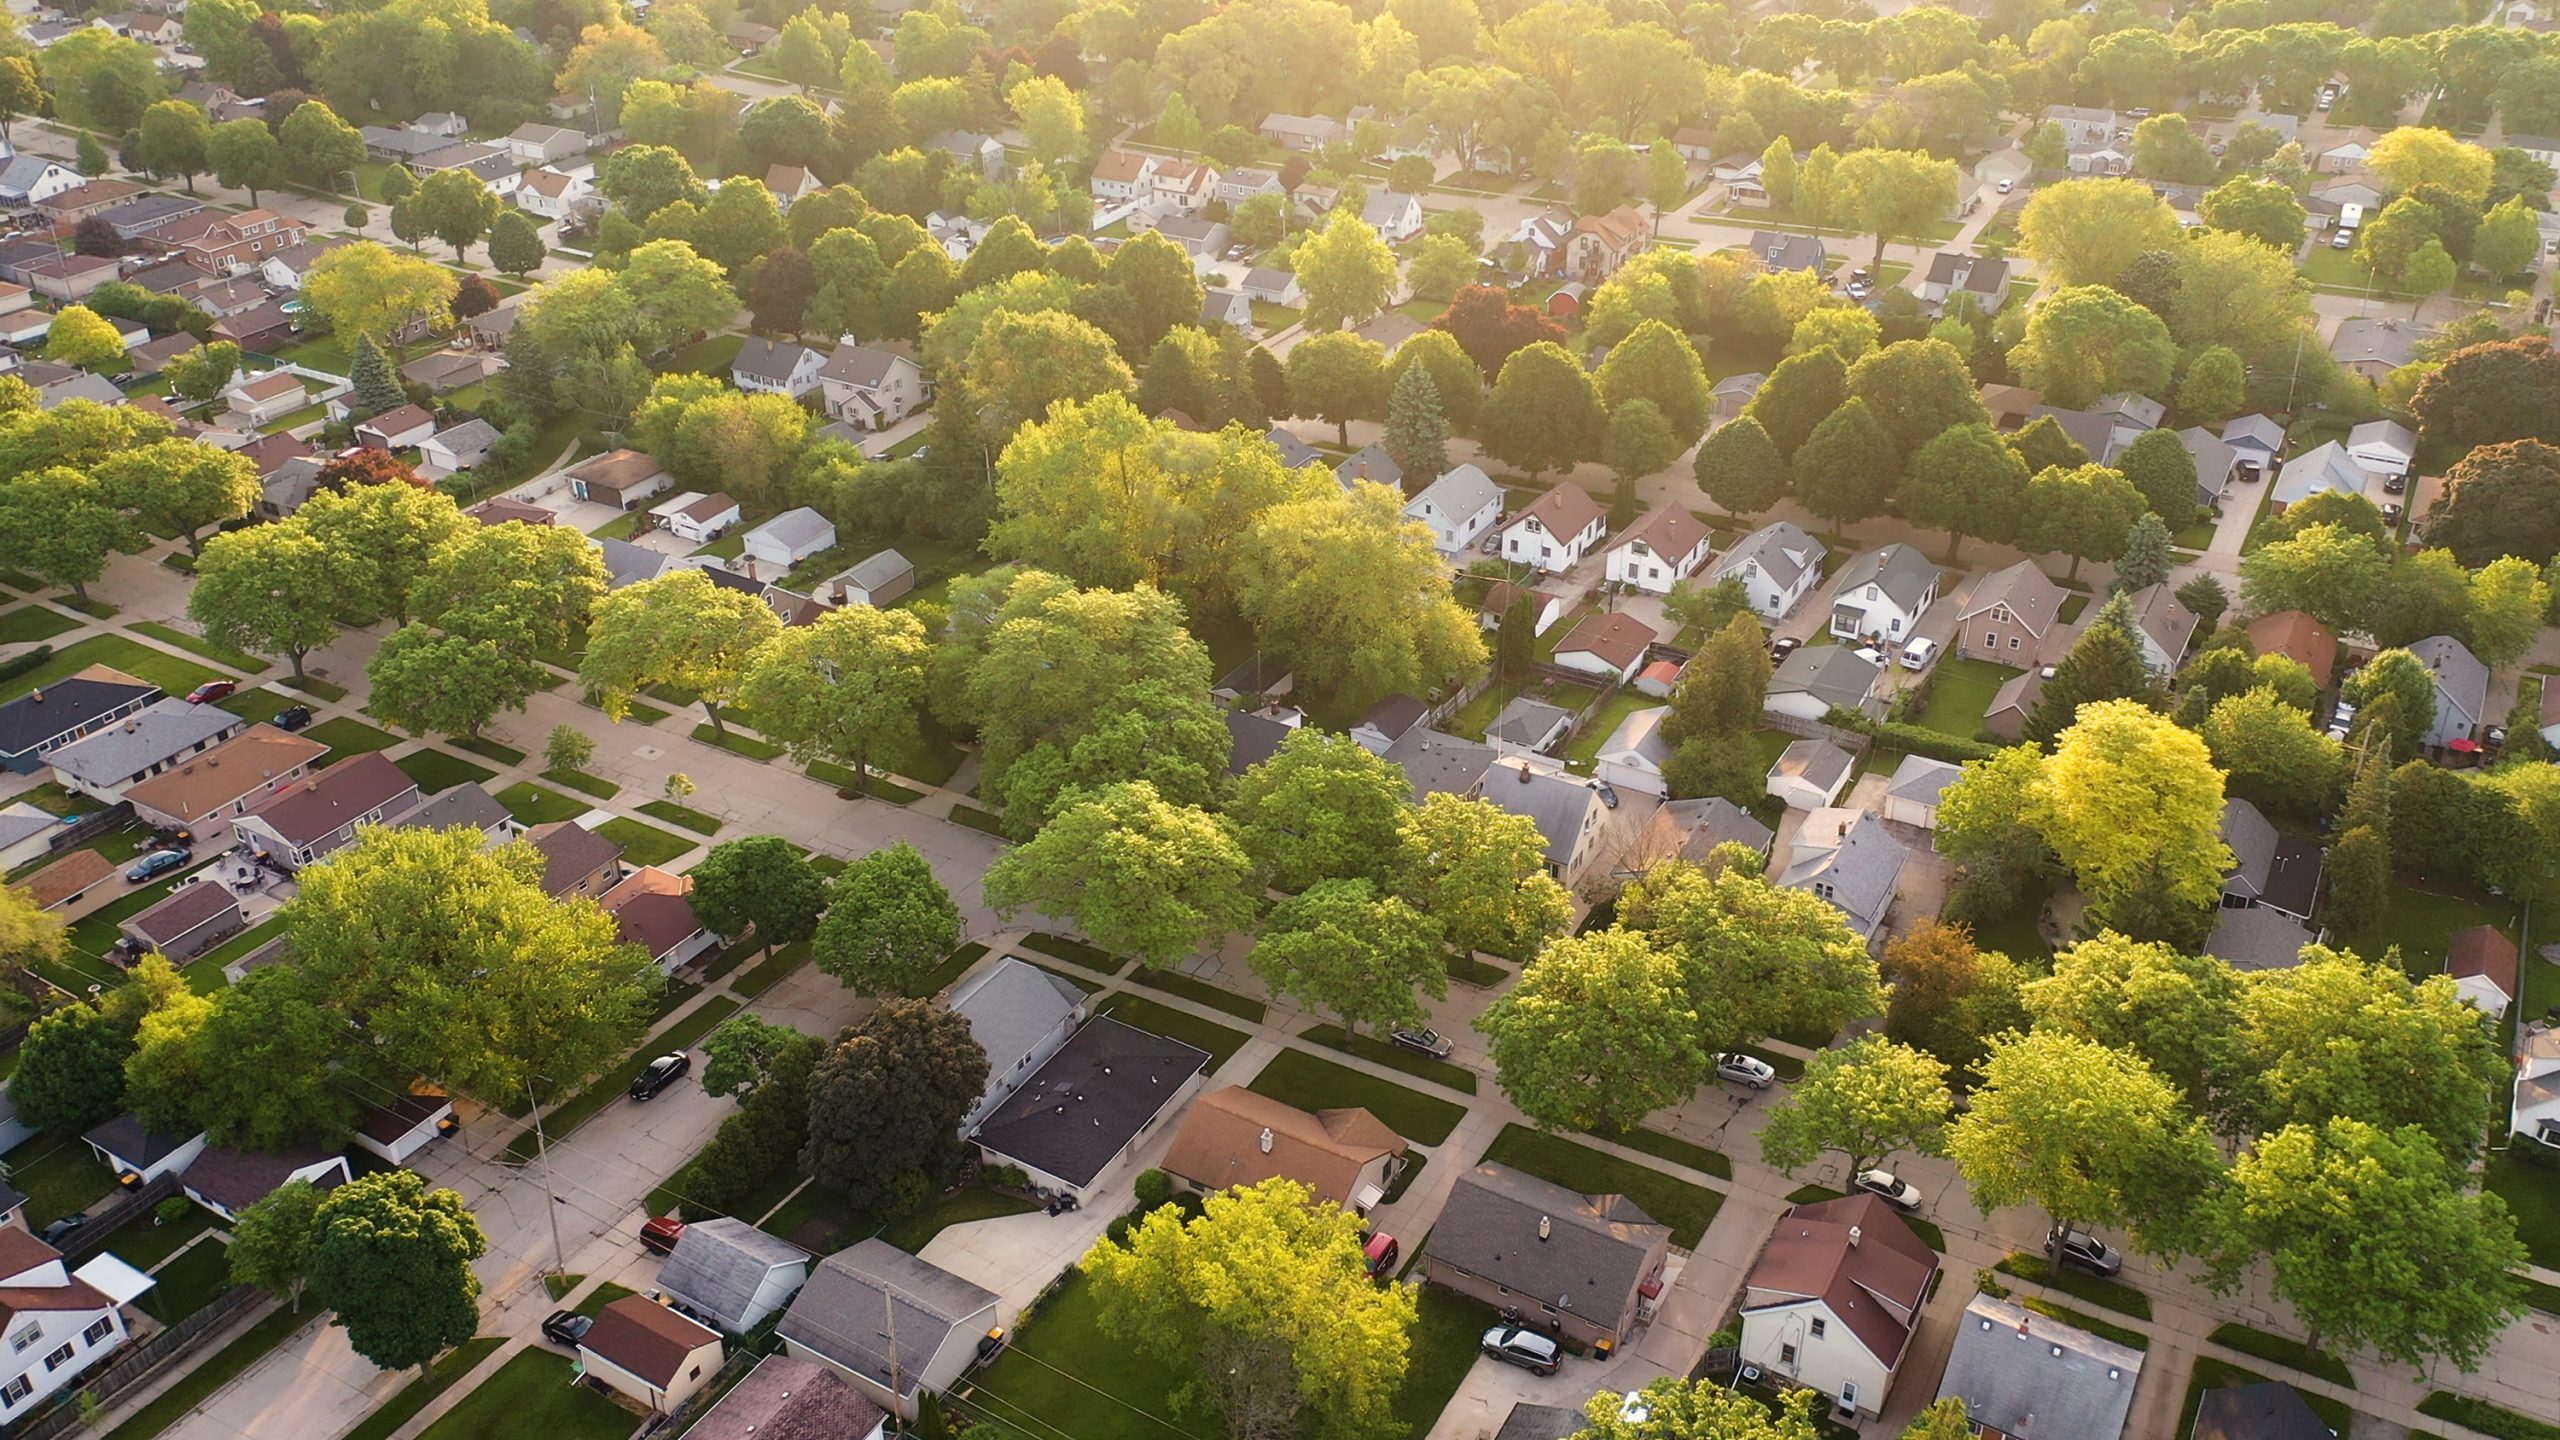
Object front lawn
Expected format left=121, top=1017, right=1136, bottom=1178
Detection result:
left=1130, top=968, right=1267, bottom=1021
left=302, top=717, right=399, bottom=764
left=2486, top=1152, right=2560, bottom=1269
left=1482, top=1123, right=1724, bottom=1247
left=1096, top=992, right=1250, bottom=1071
left=0, top=634, right=225, bottom=704
left=215, top=687, right=302, bottom=724
left=1246, top=1049, right=1466, bottom=1145
left=730, top=940, right=811, bottom=998
left=594, top=816, right=694, bottom=867
left=1912, top=657, right=2018, bottom=740
left=966, top=1270, right=1209, bottom=1440
left=394, top=749, right=497, bottom=795
left=1298, top=1024, right=1477, bottom=1094
left=0, top=605, right=78, bottom=645
left=415, top=1350, right=636, bottom=1440
left=130, top=621, right=270, bottom=675
left=880, top=1182, right=1039, bottom=1252
left=1993, top=1252, right=2152, bottom=1320
left=342, top=1336, right=505, bottom=1440
left=636, top=799, right=720, bottom=834
left=495, top=781, right=588, bottom=826
left=138, top=1240, right=233, bottom=1323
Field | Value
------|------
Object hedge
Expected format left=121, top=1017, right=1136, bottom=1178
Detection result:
left=1823, top=705, right=2003, bottom=764
left=0, top=645, right=52, bottom=683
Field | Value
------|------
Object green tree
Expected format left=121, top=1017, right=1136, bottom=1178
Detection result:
left=163, top=341, right=241, bottom=407
left=1900, top=422, right=2028, bottom=560
left=410, top=521, right=607, bottom=660
left=280, top=101, right=365, bottom=191
left=2474, top=195, right=2541, bottom=278
left=2117, top=428, right=2200, bottom=522
left=2198, top=176, right=2309, bottom=250
left=1879, top=920, right=2032, bottom=1082
left=304, top=242, right=457, bottom=348
left=2021, top=932, right=2238, bottom=1116
left=366, top=625, right=547, bottom=741
left=801, top=999, right=987, bottom=1211
left=1475, top=927, right=1707, bottom=1131
left=580, top=569, right=782, bottom=738
left=544, top=726, right=595, bottom=775
left=2019, top=463, right=2145, bottom=581
left=1791, top=396, right=1897, bottom=534
left=94, top=438, right=258, bottom=557
left=228, top=1180, right=322, bottom=1311
left=2031, top=698, right=2231, bottom=942
left=42, top=305, right=125, bottom=371
left=813, top=842, right=961, bottom=994
left=1249, top=879, right=1448, bottom=1037
left=1232, top=484, right=1484, bottom=718
left=137, top=99, right=210, bottom=192
left=487, top=210, right=544, bottom=277
left=687, top=835, right=828, bottom=959
left=2466, top=554, right=2548, bottom=681
left=2011, top=286, right=2176, bottom=408
left=2017, top=177, right=2185, bottom=287
left=1743, top=346, right=1846, bottom=457
left=1621, top=860, right=1883, bottom=1049
left=983, top=782, right=1257, bottom=970
left=1230, top=729, right=1414, bottom=893
left=186, top=519, right=337, bottom=678
left=1835, top=147, right=1959, bottom=266
left=304, top=1171, right=488, bottom=1382
left=2344, top=650, right=2439, bottom=763
left=207, top=117, right=283, bottom=206
left=1949, top=1029, right=2221, bottom=1251
left=1665, top=613, right=1771, bottom=744
left=10, top=1004, right=130, bottom=1134
left=1379, top=362, right=1449, bottom=484
left=347, top=334, right=405, bottom=416
left=1396, top=793, right=1573, bottom=961
left=2423, top=439, right=2560, bottom=568
left=1605, top=400, right=1678, bottom=523
left=2239, top=522, right=2391, bottom=634
left=2232, top=947, right=2505, bottom=1159
left=294, top=483, right=464, bottom=626
left=737, top=605, right=931, bottom=784
left=1294, top=207, right=1401, bottom=332
left=1756, top=1036, right=1952, bottom=1178
left=414, top=168, right=502, bottom=262
left=1845, top=337, right=1988, bottom=455
left=1596, top=319, right=1710, bottom=444
left=2204, top=687, right=2345, bottom=815
left=2114, top=513, right=2174, bottom=595
left=1481, top=341, right=1603, bottom=478
left=2176, top=346, right=2248, bottom=426
left=1285, top=331, right=1387, bottom=446
left=1083, top=1178, right=1420, bottom=1440
left=1693, top=415, right=1788, bottom=517
left=701, top=1014, right=813, bottom=1098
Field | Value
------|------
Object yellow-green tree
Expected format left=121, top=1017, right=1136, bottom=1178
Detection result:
left=1476, top=927, right=1707, bottom=1131
left=580, top=568, right=782, bottom=738
left=2028, top=700, right=2231, bottom=943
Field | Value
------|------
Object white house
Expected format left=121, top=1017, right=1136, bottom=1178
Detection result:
left=657, top=1218, right=810, bottom=1335
left=2515, top=1020, right=2560, bottom=1151
left=2408, top=633, right=2488, bottom=751
left=0, top=156, right=82, bottom=208
left=779, top=1243, right=1004, bottom=1421
left=83, top=1113, right=206, bottom=1184
left=1709, top=521, right=1829, bottom=619
left=504, top=122, right=589, bottom=166
left=1880, top=754, right=1962, bottom=830
left=731, top=338, right=826, bottom=398
left=1240, top=267, right=1304, bottom=308
left=742, top=507, right=837, bottom=570
left=2447, top=925, right=2518, bottom=1019
left=650, top=491, right=741, bottom=545
left=1829, top=543, right=1940, bottom=643
left=1403, top=463, right=1503, bottom=555
left=350, top=1093, right=456, bottom=1167
left=353, top=403, right=436, bottom=450
left=1766, top=645, right=1883, bottom=723
left=417, top=418, right=498, bottom=479
left=1089, top=149, right=1154, bottom=203
left=2271, top=440, right=2375, bottom=511
left=1551, top=611, right=1657, bottom=684
left=1604, top=507, right=1714, bottom=594
left=1478, top=581, right=1566, bottom=636
left=816, top=340, right=930, bottom=430
left=580, top=1296, right=725, bottom=1416
left=179, top=1145, right=351, bottom=1223
left=514, top=166, right=594, bottom=220
left=1766, top=739, right=1854, bottom=812
left=1594, top=706, right=1673, bottom=798
left=1361, top=190, right=1426, bottom=243
left=1739, top=1194, right=1939, bottom=1422
left=1935, top=1294, right=2144, bottom=1440
left=221, top=371, right=306, bottom=427
left=2345, top=417, right=2416, bottom=477
left=1497, top=483, right=1607, bottom=573
left=602, top=866, right=720, bottom=974
left=0, top=1232, right=155, bottom=1430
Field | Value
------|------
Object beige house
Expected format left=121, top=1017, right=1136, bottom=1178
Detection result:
left=1421, top=1163, right=1671, bottom=1351
left=1955, top=560, right=2068, bottom=663
left=578, top=1296, right=725, bottom=1415
left=1161, top=1086, right=1407, bottom=1213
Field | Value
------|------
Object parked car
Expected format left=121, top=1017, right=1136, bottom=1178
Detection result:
left=2331, top=228, right=2354, bottom=250
left=126, top=848, right=191, bottom=882
left=1852, top=646, right=1886, bottom=667
left=629, top=1052, right=691, bottom=1101
left=273, top=704, right=314, bottom=731
left=39, top=1214, right=85, bottom=1247
left=1390, top=1027, right=1453, bottom=1059
left=1363, top=1232, right=1399, bottom=1280
left=2383, top=471, right=2408, bottom=494
left=541, top=1310, right=592, bottom=1346
left=2045, top=1226, right=2125, bottom=1277
left=2325, top=699, right=2358, bottom=741
left=185, top=681, right=236, bottom=705
left=1480, top=1325, right=1562, bottom=1376
left=2381, top=501, right=2404, bottom=527
left=1996, top=177, right=2015, bottom=193
left=1592, top=780, right=1620, bottom=809
left=1769, top=636, right=1802, bottom=662
left=1853, top=1169, right=1926, bottom=1212
left=1715, top=1052, right=1777, bottom=1089
left=1899, top=637, right=1939, bottom=671
left=640, top=1215, right=685, bottom=1254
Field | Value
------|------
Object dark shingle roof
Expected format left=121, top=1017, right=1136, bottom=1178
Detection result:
left=970, top=1017, right=1209, bottom=1187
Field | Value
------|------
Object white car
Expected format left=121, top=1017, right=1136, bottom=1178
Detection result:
left=1715, top=1052, right=1777, bottom=1089
left=1899, top=636, right=1938, bottom=671
left=1853, top=1169, right=1927, bottom=1212
left=1996, top=177, right=2015, bottom=194
left=1853, top=645, right=1886, bottom=666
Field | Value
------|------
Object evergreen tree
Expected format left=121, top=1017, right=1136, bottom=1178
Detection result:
left=2023, top=594, right=2156, bottom=748
left=1497, top=592, right=1536, bottom=680
left=2113, top=513, right=2173, bottom=594
left=348, top=335, right=405, bottom=417
left=1380, top=363, right=1449, bottom=486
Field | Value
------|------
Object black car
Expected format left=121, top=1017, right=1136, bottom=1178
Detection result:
left=629, top=1052, right=691, bottom=1101
left=273, top=705, right=314, bottom=732
left=39, top=1214, right=85, bottom=1247
left=541, top=1310, right=592, bottom=1347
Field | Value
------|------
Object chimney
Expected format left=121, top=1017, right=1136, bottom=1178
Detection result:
left=1259, top=1126, right=1273, bottom=1154
left=2017, top=1313, right=2032, bottom=1337
left=28, top=688, right=39, bottom=703
left=1516, top=762, right=1532, bottom=785
left=1847, top=1225, right=1862, bottom=1248
left=1537, top=1216, right=1552, bottom=1242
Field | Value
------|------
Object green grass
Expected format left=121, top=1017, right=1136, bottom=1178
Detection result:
left=541, top=767, right=620, bottom=799
left=1994, top=1253, right=2153, bottom=1321
left=5, top=1136, right=118, bottom=1228
left=215, top=687, right=301, bottom=724
left=1913, top=657, right=2017, bottom=739
left=2332, top=885, right=2518, bottom=985
left=0, top=605, right=78, bottom=644
left=1246, top=1049, right=1465, bottom=1145
left=950, top=803, right=1007, bottom=836
left=730, top=940, right=810, bottom=998
left=595, top=816, right=694, bottom=867
left=192, top=914, right=286, bottom=977
left=691, top=723, right=785, bottom=759
left=494, top=781, right=587, bottom=826
left=1586, top=1123, right=1733, bottom=1181
left=879, top=1183, right=1039, bottom=1251
left=130, top=621, right=270, bottom=674
left=279, top=674, right=350, bottom=702
left=111, top=1207, right=215, bottom=1271
left=2418, top=1391, right=2560, bottom=1440
left=302, top=716, right=398, bottom=764
left=2207, top=1322, right=2351, bottom=1388
left=138, top=1239, right=234, bottom=1324
left=1560, top=689, right=1657, bottom=771
left=2521, top=1274, right=2560, bottom=1316
left=1298, top=1025, right=1476, bottom=1094
left=415, top=1350, right=638, bottom=1440
left=1130, top=968, right=1267, bottom=1021
left=661, top=331, right=748, bottom=376
left=393, top=748, right=496, bottom=795
left=572, top=1282, right=636, bottom=1318
left=451, top=736, right=526, bottom=765
left=1096, top=992, right=1250, bottom=1071
left=342, top=1336, right=505, bottom=1440
left=969, top=1269, right=1223, bottom=1440
left=2023, top=1295, right=2149, bottom=1351
left=0, top=633, right=224, bottom=704
left=636, top=799, right=721, bottom=834
left=1482, top=1123, right=1724, bottom=1247
left=1391, top=1289, right=1499, bottom=1438
left=104, top=1306, right=317, bottom=1440
left=905, top=941, right=987, bottom=999
left=504, top=996, right=742, bottom=1160
left=1021, top=931, right=1123, bottom=975
left=2486, top=1151, right=2560, bottom=1269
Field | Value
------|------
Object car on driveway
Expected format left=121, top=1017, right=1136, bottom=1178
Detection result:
left=1899, top=637, right=1938, bottom=671
left=1715, top=1052, right=1777, bottom=1089
left=39, top=1214, right=84, bottom=1247
left=1480, top=1325, right=1562, bottom=1376
left=541, top=1310, right=592, bottom=1347
left=629, top=1052, right=690, bottom=1101
left=126, top=849, right=191, bottom=882
left=1853, top=1169, right=1926, bottom=1212
left=640, top=1215, right=685, bottom=1254
left=1389, top=1027, right=1453, bottom=1059
left=2046, top=1226, right=2125, bottom=1277
left=185, top=681, right=236, bottom=705
left=273, top=704, right=314, bottom=731
left=1769, top=635, right=1801, bottom=663
left=1363, top=1232, right=1399, bottom=1279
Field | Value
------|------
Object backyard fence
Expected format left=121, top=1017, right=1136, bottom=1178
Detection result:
left=55, top=1172, right=181, bottom=1262
left=10, top=1285, right=261, bottom=1440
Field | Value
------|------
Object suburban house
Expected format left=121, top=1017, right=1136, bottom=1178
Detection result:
left=84, top=1114, right=206, bottom=1184
left=780, top=1242, right=1002, bottom=1421
left=1713, top=372, right=1765, bottom=421
left=514, top=166, right=595, bottom=220
left=36, top=179, right=145, bottom=224
left=2317, top=126, right=2379, bottom=172
left=1381, top=726, right=1494, bottom=800
left=1403, top=464, right=1503, bottom=555
left=2044, top=104, right=2118, bottom=148
left=119, top=882, right=244, bottom=963
left=179, top=1145, right=349, bottom=1223
left=1153, top=215, right=1230, bottom=264
left=122, top=725, right=327, bottom=831
left=1510, top=208, right=1577, bottom=276
left=1765, top=738, right=1854, bottom=812
left=0, top=667, right=159, bottom=774
left=2447, top=924, right=2519, bottom=1017
left=601, top=866, right=719, bottom=973
left=0, top=156, right=81, bottom=208
left=1746, top=230, right=1828, bottom=273
left=2219, top=798, right=2322, bottom=921
left=401, top=351, right=489, bottom=395
left=1478, top=582, right=1566, bottom=637
left=2328, top=316, right=2422, bottom=382
left=742, top=508, right=837, bottom=571
left=230, top=751, right=422, bottom=871
left=2179, top=426, right=2244, bottom=504
left=46, top=698, right=241, bottom=801
left=504, top=121, right=589, bottom=165
left=1919, top=251, right=2011, bottom=314
left=1880, top=755, right=1963, bottom=831
left=0, top=805, right=56, bottom=874
left=1497, top=483, right=1607, bottom=573
left=1708, top=521, right=1828, bottom=619
left=819, top=549, right=916, bottom=607
left=1625, top=797, right=1773, bottom=872
left=222, top=371, right=308, bottom=427
left=2206, top=905, right=2317, bottom=974
left=351, top=1093, right=456, bottom=1167
left=20, top=852, right=112, bottom=914
left=1227, top=709, right=1300, bottom=777
left=2408, top=633, right=2489, bottom=750
left=1361, top=190, right=1426, bottom=244
left=1956, top=560, right=2068, bottom=662
left=2270, top=440, right=2374, bottom=511
left=2222, top=414, right=2286, bottom=478
left=816, top=341, right=930, bottom=429
left=1481, top=757, right=1618, bottom=892
left=730, top=339, right=827, bottom=398
left=1216, top=168, right=1284, bottom=206
left=179, top=209, right=311, bottom=274
left=396, top=785, right=512, bottom=849
left=2511, top=1020, right=2560, bottom=1149
left=0, top=1229, right=158, bottom=1429
left=1594, top=707, right=1675, bottom=799
left=689, top=1356, right=886, bottom=1440
left=1562, top=207, right=1650, bottom=280
left=1779, top=809, right=1906, bottom=945
left=418, top=419, right=499, bottom=479
left=1162, top=1086, right=1408, bottom=1213
left=1552, top=612, right=1657, bottom=684
left=1201, top=287, right=1255, bottom=333
left=1737, top=1193, right=1939, bottom=1421
left=523, top=821, right=623, bottom=900
left=2346, top=418, right=2416, bottom=477
left=1240, top=267, right=1304, bottom=307
left=1935, top=1293, right=2145, bottom=1440
left=2122, top=583, right=2201, bottom=674
left=1829, top=544, right=1940, bottom=644
left=1766, top=646, right=1884, bottom=723
left=349, top=403, right=437, bottom=451
left=1258, top=113, right=1345, bottom=150
left=1088, top=148, right=1154, bottom=202
left=949, top=956, right=1090, bottom=1135
left=1487, top=696, right=1575, bottom=754
left=566, top=450, right=674, bottom=510
left=1604, top=508, right=1714, bottom=594
left=579, top=1296, right=725, bottom=1416
left=1422, top=1163, right=1671, bottom=1352
left=650, top=491, right=742, bottom=545
left=971, top=1017, right=1209, bottom=1197
left=2246, top=610, right=2339, bottom=689
left=1333, top=443, right=1403, bottom=492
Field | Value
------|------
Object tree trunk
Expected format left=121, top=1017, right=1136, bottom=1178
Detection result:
left=186, top=527, right=205, bottom=557
left=69, top=578, right=87, bottom=603
left=702, top=700, right=727, bottom=739
left=1336, top=418, right=1350, bottom=446
left=1944, top=530, right=1965, bottom=564
left=2066, top=553, right=2083, bottom=580
left=290, top=649, right=309, bottom=682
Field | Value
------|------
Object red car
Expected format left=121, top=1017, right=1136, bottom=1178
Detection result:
left=1363, top=1232, right=1398, bottom=1281
left=185, top=681, right=236, bottom=705
left=640, top=1215, right=685, bottom=1255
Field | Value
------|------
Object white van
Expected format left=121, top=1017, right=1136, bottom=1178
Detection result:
left=2333, top=202, right=2365, bottom=250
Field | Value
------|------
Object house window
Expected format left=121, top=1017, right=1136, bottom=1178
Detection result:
left=42, top=1343, right=72, bottom=1371
left=10, top=1324, right=40, bottom=1353
left=2, top=1375, right=29, bottom=1405
left=81, top=1319, right=110, bottom=1346
left=1809, top=1319, right=1826, bottom=1339
left=1983, top=631, right=1996, bottom=648
left=1780, top=1343, right=1798, bottom=1366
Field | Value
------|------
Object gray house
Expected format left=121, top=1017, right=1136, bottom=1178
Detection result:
left=1778, top=809, right=1905, bottom=945
left=779, top=1241, right=1001, bottom=1421
left=1421, top=1163, right=1671, bottom=1351
left=949, top=956, right=1089, bottom=1134
left=1936, top=1293, right=2145, bottom=1440
left=657, top=1218, right=810, bottom=1334
left=2407, top=633, right=2488, bottom=751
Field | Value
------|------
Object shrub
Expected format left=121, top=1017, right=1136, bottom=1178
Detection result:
left=1133, top=1168, right=1172, bottom=1209
left=0, top=646, right=52, bottom=683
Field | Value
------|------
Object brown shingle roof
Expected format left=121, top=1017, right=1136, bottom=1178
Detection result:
left=1160, top=1086, right=1406, bottom=1208
left=1511, top=482, right=1603, bottom=540
left=566, top=448, right=668, bottom=495
left=239, top=751, right=415, bottom=848
left=2448, top=924, right=2518, bottom=997
left=123, top=725, right=328, bottom=826
left=0, top=1228, right=62, bottom=1282
left=20, top=850, right=112, bottom=910
left=1556, top=611, right=1657, bottom=671
left=583, top=1295, right=720, bottom=1387
left=123, top=881, right=238, bottom=947
left=1616, top=506, right=1710, bottom=563
left=1747, top=1194, right=1937, bottom=1367
left=525, top=821, right=622, bottom=897
left=2245, top=610, right=2339, bottom=690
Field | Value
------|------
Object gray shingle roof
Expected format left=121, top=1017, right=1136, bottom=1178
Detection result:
left=733, top=338, right=818, bottom=384
left=45, top=698, right=236, bottom=790
left=1598, top=706, right=1671, bottom=767
left=1487, top=696, right=1574, bottom=750
left=747, top=506, right=834, bottom=552
left=1834, top=543, right=1939, bottom=613
left=1657, top=798, right=1774, bottom=861
left=1713, top=520, right=1826, bottom=590
left=1772, top=738, right=1854, bottom=795
left=1381, top=726, right=1494, bottom=799
left=949, top=957, right=1086, bottom=1079
left=2205, top=905, right=2314, bottom=972
left=2409, top=633, right=2487, bottom=727
left=778, top=1240, right=998, bottom=1400
left=1770, top=646, right=1881, bottom=713
left=1885, top=753, right=1962, bottom=805
left=395, top=784, right=510, bottom=836
left=1778, top=811, right=1905, bottom=935
left=1424, top=1163, right=1667, bottom=1320
left=2221, top=414, right=2285, bottom=455
left=658, top=1217, right=809, bottom=1332
left=2270, top=441, right=2370, bottom=508
left=2220, top=797, right=2278, bottom=900
left=844, top=548, right=912, bottom=593
left=1936, top=1293, right=2144, bottom=1440
left=971, top=1018, right=1209, bottom=1186
left=1481, top=759, right=1605, bottom=871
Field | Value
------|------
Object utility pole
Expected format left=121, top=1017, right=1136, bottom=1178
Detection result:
left=526, top=1074, right=568, bottom=1281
